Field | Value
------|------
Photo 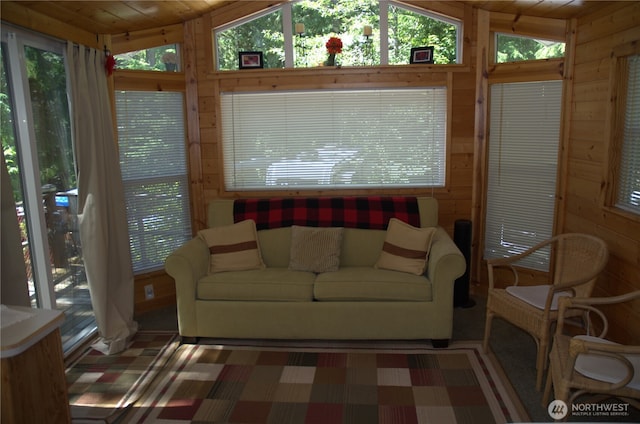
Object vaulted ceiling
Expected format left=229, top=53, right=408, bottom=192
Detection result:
left=2, top=1, right=620, bottom=35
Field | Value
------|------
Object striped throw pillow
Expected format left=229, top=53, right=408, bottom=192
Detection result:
left=288, top=226, right=344, bottom=273
left=198, top=219, right=265, bottom=273
left=375, top=218, right=436, bottom=275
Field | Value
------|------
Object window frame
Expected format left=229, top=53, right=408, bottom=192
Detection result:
left=604, top=39, right=640, bottom=220
left=114, top=44, right=182, bottom=72
left=214, top=4, right=284, bottom=70
left=385, top=0, right=462, bottom=65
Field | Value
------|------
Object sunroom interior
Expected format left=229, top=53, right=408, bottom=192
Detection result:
left=1, top=1, right=638, bottom=357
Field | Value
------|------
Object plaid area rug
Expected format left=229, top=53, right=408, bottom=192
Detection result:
left=66, top=331, right=179, bottom=422
left=123, top=341, right=527, bottom=424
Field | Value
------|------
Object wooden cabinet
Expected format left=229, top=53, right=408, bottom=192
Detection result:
left=1, top=306, right=70, bottom=423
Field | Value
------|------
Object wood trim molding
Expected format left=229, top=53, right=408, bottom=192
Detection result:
left=472, top=8, right=490, bottom=286
left=111, top=24, right=184, bottom=55
left=1, top=1, right=99, bottom=48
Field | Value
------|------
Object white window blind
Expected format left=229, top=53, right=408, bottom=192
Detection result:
left=116, top=91, right=192, bottom=273
left=484, top=81, right=562, bottom=271
left=221, top=88, right=447, bottom=190
left=616, top=54, right=640, bottom=214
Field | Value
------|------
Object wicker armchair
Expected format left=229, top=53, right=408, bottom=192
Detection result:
left=482, top=233, right=609, bottom=390
left=543, top=291, right=640, bottom=411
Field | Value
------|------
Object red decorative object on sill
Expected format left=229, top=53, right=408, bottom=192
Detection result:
left=325, top=37, right=343, bottom=67
left=325, top=37, right=343, bottom=54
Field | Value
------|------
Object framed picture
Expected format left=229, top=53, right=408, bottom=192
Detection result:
left=239, top=51, right=263, bottom=69
left=410, top=46, right=434, bottom=64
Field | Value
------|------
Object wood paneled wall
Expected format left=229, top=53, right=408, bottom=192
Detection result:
left=0, top=1, right=105, bottom=49
left=471, top=11, right=569, bottom=289
left=562, top=2, right=640, bottom=344
left=107, top=1, right=475, bottom=313
left=196, top=66, right=475, bottom=235
left=128, top=0, right=640, bottom=343
left=191, top=2, right=476, bottom=239
left=470, top=3, right=640, bottom=344
left=3, top=1, right=638, bottom=343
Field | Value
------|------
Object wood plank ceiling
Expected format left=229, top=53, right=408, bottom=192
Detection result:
left=3, top=1, right=619, bottom=35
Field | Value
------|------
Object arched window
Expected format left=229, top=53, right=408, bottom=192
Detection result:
left=214, top=0, right=462, bottom=70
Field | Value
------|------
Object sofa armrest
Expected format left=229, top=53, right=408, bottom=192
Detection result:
left=164, top=237, right=209, bottom=336
left=426, top=227, right=466, bottom=302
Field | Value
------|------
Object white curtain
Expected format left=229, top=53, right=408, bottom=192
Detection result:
left=66, top=43, right=137, bottom=354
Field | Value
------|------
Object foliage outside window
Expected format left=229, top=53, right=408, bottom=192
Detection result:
left=615, top=54, right=640, bottom=215
left=215, top=0, right=460, bottom=70
left=0, top=46, right=76, bottom=202
left=115, top=44, right=180, bottom=72
left=216, top=8, right=284, bottom=70
left=221, top=88, right=447, bottom=190
left=2, top=45, right=75, bottom=202
left=291, top=0, right=381, bottom=67
left=496, top=33, right=564, bottom=63
left=387, top=3, right=458, bottom=65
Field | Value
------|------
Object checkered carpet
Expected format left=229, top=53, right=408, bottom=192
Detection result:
left=66, top=331, right=179, bottom=422
left=123, top=342, right=527, bottom=423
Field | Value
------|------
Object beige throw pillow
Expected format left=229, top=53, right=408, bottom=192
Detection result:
left=198, top=219, right=265, bottom=273
left=289, top=226, right=343, bottom=273
left=375, top=218, right=436, bottom=275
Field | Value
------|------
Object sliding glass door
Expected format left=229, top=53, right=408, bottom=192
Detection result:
left=1, top=25, right=96, bottom=352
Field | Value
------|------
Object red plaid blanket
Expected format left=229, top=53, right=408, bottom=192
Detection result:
left=233, top=197, right=420, bottom=230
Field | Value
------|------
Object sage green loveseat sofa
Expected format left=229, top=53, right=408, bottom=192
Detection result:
left=165, top=197, right=466, bottom=347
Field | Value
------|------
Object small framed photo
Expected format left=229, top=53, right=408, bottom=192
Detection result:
left=410, top=46, right=434, bottom=64
left=239, top=51, right=263, bottom=69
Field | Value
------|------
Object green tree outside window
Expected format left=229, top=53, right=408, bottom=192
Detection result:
left=115, top=44, right=181, bottom=71
left=496, top=33, right=565, bottom=63
left=215, top=0, right=459, bottom=69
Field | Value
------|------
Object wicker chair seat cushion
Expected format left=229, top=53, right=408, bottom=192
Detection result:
left=574, top=335, right=640, bottom=390
left=506, top=285, right=572, bottom=310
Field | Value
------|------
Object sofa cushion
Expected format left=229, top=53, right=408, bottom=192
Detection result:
left=314, top=267, right=431, bottom=301
left=375, top=218, right=436, bottom=275
left=198, top=219, right=265, bottom=273
left=289, top=226, right=343, bottom=273
left=340, top=228, right=387, bottom=267
left=257, top=227, right=291, bottom=267
left=197, top=268, right=315, bottom=301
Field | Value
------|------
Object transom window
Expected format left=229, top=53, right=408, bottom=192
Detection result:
left=114, top=44, right=181, bottom=72
left=495, top=33, right=565, bottom=63
left=221, top=88, right=447, bottom=191
left=214, top=0, right=461, bottom=70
